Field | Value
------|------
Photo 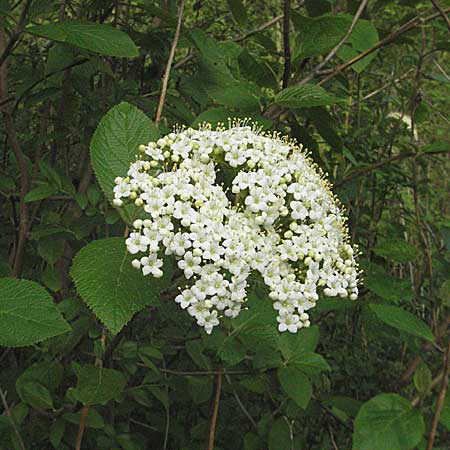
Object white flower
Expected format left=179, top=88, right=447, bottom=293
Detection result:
left=113, top=123, right=359, bottom=334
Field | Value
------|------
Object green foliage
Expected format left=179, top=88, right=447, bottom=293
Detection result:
left=274, top=84, right=341, bottom=108
left=1, top=0, right=449, bottom=449
left=70, top=237, right=172, bottom=334
left=369, top=304, right=434, bottom=342
left=90, top=102, right=159, bottom=203
left=0, top=278, right=70, bottom=347
left=71, top=365, right=126, bottom=405
left=26, top=21, right=139, bottom=57
left=353, top=393, right=425, bottom=450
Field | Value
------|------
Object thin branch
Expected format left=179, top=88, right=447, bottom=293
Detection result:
left=0, top=0, right=33, bottom=67
left=300, top=0, right=369, bottom=84
left=234, top=14, right=283, bottom=43
left=426, top=341, right=450, bottom=450
left=155, top=0, right=186, bottom=124
left=75, top=405, right=90, bottom=450
left=334, top=150, right=450, bottom=188
left=430, top=0, right=450, bottom=30
left=0, top=28, right=29, bottom=277
left=318, top=6, right=450, bottom=86
left=282, top=0, right=291, bottom=88
left=224, top=370, right=257, bottom=429
left=411, top=370, right=444, bottom=407
left=0, top=388, right=26, bottom=450
left=207, top=368, right=223, bottom=450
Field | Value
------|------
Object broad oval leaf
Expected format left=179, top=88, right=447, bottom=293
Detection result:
left=70, top=238, right=172, bottom=334
left=26, top=21, right=139, bottom=57
left=268, top=417, right=292, bottom=450
left=72, top=365, right=126, bottom=405
left=353, top=393, right=425, bottom=450
left=274, top=84, right=341, bottom=109
left=277, top=366, right=312, bottom=409
left=90, top=102, right=159, bottom=203
left=0, top=278, right=71, bottom=347
left=370, top=304, right=434, bottom=342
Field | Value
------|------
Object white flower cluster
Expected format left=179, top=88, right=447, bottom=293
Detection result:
left=113, top=124, right=359, bottom=334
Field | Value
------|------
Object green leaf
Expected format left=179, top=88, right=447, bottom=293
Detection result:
left=268, top=417, right=292, bottom=450
left=274, top=84, right=341, bottom=109
left=16, top=361, right=63, bottom=396
left=353, top=393, right=425, bottom=450
left=70, top=238, right=171, bottom=334
left=278, top=366, right=312, bottom=409
left=370, top=304, right=434, bottom=342
left=413, top=363, right=432, bottom=395
left=278, top=325, right=319, bottom=360
left=72, top=366, right=126, bottom=405
left=208, top=82, right=261, bottom=109
left=373, top=238, right=417, bottom=263
left=90, top=102, right=159, bottom=203
left=37, top=238, right=65, bottom=265
left=19, top=382, right=54, bottom=410
left=291, top=352, right=330, bottom=375
left=0, top=278, right=71, bottom=347
left=49, top=419, right=66, bottom=448
left=227, top=0, right=248, bottom=27
left=26, top=21, right=139, bottom=57
left=24, top=184, right=57, bottom=202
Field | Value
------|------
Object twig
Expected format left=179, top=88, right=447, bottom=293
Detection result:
left=162, top=358, right=170, bottom=450
left=75, top=405, right=90, bottom=450
left=334, top=150, right=450, bottom=188
left=0, top=388, right=26, bottom=450
left=207, top=368, right=223, bottom=450
left=328, top=423, right=340, bottom=450
left=426, top=341, right=450, bottom=450
left=300, top=0, right=369, bottom=84
left=282, top=0, right=291, bottom=88
left=234, top=14, right=283, bottom=43
left=75, top=330, right=106, bottom=450
left=0, top=28, right=29, bottom=277
left=224, top=370, right=257, bottom=429
left=0, top=0, right=33, bottom=68
left=430, top=0, right=450, bottom=30
left=155, top=0, right=186, bottom=124
left=318, top=6, right=450, bottom=86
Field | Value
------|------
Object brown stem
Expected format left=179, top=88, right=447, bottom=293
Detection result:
left=0, top=388, right=26, bottom=450
left=282, top=0, right=291, bottom=89
left=0, top=28, right=29, bottom=277
left=155, top=0, right=186, bottom=124
left=75, top=404, right=90, bottom=450
left=426, top=341, right=450, bottom=450
left=207, top=368, right=222, bottom=450
left=430, top=0, right=450, bottom=30
left=300, top=0, right=369, bottom=84
left=0, top=0, right=33, bottom=68
left=335, top=150, right=450, bottom=188
left=318, top=6, right=450, bottom=86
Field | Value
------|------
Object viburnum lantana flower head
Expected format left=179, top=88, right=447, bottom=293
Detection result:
left=113, top=121, right=359, bottom=334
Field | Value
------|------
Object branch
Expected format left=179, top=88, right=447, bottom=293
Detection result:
left=207, top=368, right=223, bottom=450
left=411, top=370, right=444, bottom=407
left=0, top=28, right=29, bottom=277
left=155, top=0, right=186, bottom=124
left=282, top=0, right=291, bottom=89
left=426, top=341, right=450, bottom=450
left=300, top=0, right=369, bottom=84
left=0, top=388, right=26, bottom=450
left=334, top=150, right=450, bottom=188
left=224, top=370, right=257, bottom=429
left=0, top=0, right=33, bottom=68
left=318, top=6, right=450, bottom=86
left=430, top=0, right=450, bottom=30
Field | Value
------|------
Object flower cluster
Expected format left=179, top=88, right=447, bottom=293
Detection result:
left=113, top=123, right=359, bottom=334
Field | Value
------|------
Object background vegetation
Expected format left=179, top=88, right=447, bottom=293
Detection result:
left=0, top=0, right=449, bottom=449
